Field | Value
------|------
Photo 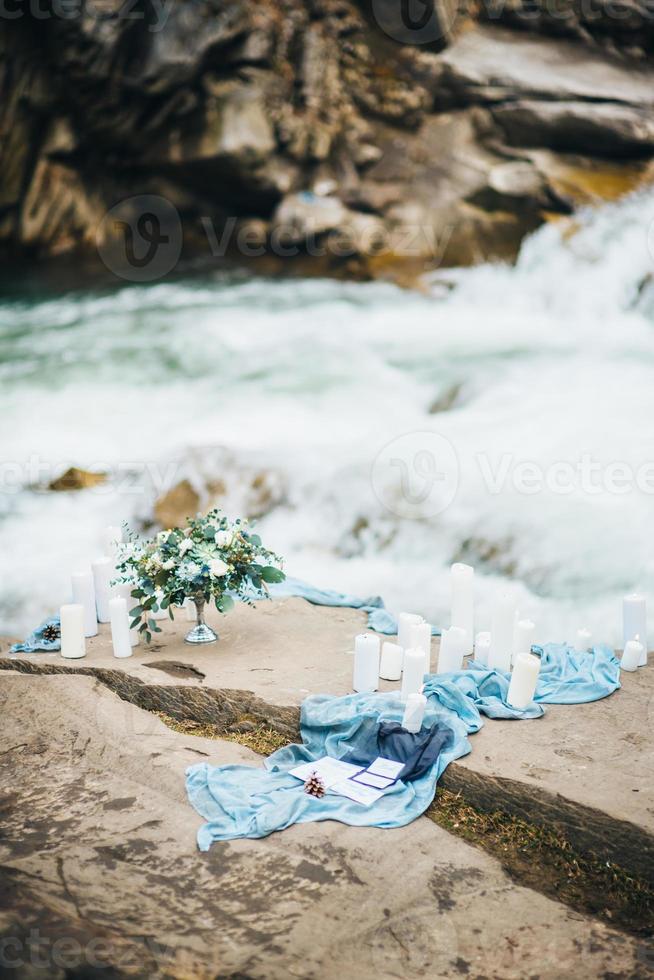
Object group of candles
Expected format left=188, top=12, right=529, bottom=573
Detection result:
left=352, top=563, right=649, bottom=733
left=60, top=526, right=139, bottom=660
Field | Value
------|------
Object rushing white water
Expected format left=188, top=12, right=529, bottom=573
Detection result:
left=2, top=190, right=654, bottom=645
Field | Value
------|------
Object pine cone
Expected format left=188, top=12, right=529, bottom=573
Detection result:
left=303, top=772, right=326, bottom=798
left=42, top=624, right=60, bottom=643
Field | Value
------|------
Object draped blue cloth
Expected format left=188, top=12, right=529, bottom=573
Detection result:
left=268, top=577, right=440, bottom=635
left=186, top=643, right=621, bottom=849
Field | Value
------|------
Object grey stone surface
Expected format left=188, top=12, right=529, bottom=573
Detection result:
left=1, top=671, right=651, bottom=979
left=2, top=596, right=653, bottom=883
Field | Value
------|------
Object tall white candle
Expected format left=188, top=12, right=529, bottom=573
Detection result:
left=112, top=583, right=140, bottom=647
left=574, top=628, right=593, bottom=653
left=353, top=633, right=380, bottom=693
left=409, top=621, right=432, bottom=675
left=71, top=570, right=98, bottom=637
left=436, top=626, right=467, bottom=675
left=397, top=613, right=423, bottom=665
left=621, top=638, right=644, bottom=672
left=489, top=592, right=517, bottom=672
left=103, top=525, right=122, bottom=556
left=60, top=604, right=86, bottom=659
left=380, top=641, right=403, bottom=681
left=451, top=563, right=474, bottom=656
left=474, top=631, right=491, bottom=667
left=401, top=647, right=425, bottom=701
left=623, top=594, right=647, bottom=666
left=507, top=652, right=540, bottom=708
left=109, top=596, right=133, bottom=659
left=402, top=692, right=427, bottom=734
left=513, top=618, right=535, bottom=664
left=92, top=557, right=113, bottom=623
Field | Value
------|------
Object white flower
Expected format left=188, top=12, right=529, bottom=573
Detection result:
left=151, top=552, right=162, bottom=565
left=214, top=530, right=233, bottom=548
left=157, top=531, right=169, bottom=543
left=161, top=559, right=175, bottom=571
left=179, top=539, right=194, bottom=555
left=209, top=558, right=229, bottom=577
left=179, top=561, right=202, bottom=580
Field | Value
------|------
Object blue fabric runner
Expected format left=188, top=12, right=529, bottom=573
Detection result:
left=268, top=577, right=440, bottom=635
left=186, top=643, right=621, bottom=850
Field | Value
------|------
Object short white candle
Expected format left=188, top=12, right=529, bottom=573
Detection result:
left=71, top=570, right=98, bottom=637
left=451, top=563, right=474, bottom=656
left=400, top=647, right=425, bottom=701
left=60, top=604, right=86, bottom=659
left=574, top=628, right=593, bottom=653
left=513, top=618, right=536, bottom=664
left=109, top=596, right=133, bottom=659
left=489, top=592, right=517, bottom=672
left=621, top=638, right=644, bottom=672
left=402, top=692, right=427, bottom=734
left=103, top=525, right=122, bottom=557
left=436, top=626, right=467, bottom=674
left=397, top=613, right=423, bottom=665
left=623, top=594, right=647, bottom=666
left=409, top=620, right=432, bottom=675
left=474, top=631, right=491, bottom=667
left=380, top=641, right=403, bottom=681
left=353, top=633, right=380, bottom=693
left=112, top=583, right=140, bottom=647
left=92, top=557, right=113, bottom=623
left=507, top=652, right=540, bottom=709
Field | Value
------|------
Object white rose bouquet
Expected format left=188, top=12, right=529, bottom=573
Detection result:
left=115, top=508, right=285, bottom=643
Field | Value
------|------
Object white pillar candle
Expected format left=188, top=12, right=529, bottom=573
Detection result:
left=623, top=594, right=647, bottom=666
left=400, top=647, right=425, bottom=701
left=436, top=626, right=467, bottom=675
left=397, top=613, right=424, bottom=665
left=513, top=618, right=536, bottom=664
left=409, top=620, right=432, bottom=675
left=103, top=525, right=122, bottom=556
left=621, top=638, right=645, bottom=672
left=71, top=569, right=98, bottom=638
left=402, top=692, right=427, bottom=734
left=489, top=592, right=517, bottom=672
left=109, top=596, right=133, bottom=659
left=353, top=633, right=380, bottom=693
left=112, top=583, right=140, bottom=647
left=506, top=652, right=540, bottom=708
left=92, top=557, right=113, bottom=623
left=574, top=628, right=593, bottom=653
left=380, top=641, right=403, bottom=681
left=451, top=562, right=474, bottom=656
left=60, top=604, right=86, bottom=659
left=474, top=631, right=491, bottom=667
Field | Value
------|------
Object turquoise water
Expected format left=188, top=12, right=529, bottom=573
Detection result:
left=2, top=191, right=654, bottom=645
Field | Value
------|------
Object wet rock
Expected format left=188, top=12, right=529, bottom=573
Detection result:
left=428, top=381, right=465, bottom=414
left=492, top=101, right=654, bottom=157
left=48, top=466, right=107, bottom=492
left=154, top=479, right=201, bottom=528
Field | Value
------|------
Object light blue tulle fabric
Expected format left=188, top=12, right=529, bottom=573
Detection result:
left=186, top=643, right=621, bottom=849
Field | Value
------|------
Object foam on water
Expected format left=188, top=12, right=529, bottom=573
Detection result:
left=2, top=190, right=654, bottom=645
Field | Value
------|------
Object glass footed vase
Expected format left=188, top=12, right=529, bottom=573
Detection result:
left=185, top=596, right=218, bottom=644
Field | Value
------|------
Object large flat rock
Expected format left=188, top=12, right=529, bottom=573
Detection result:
left=1, top=671, right=651, bottom=979
left=2, top=596, right=652, bottom=884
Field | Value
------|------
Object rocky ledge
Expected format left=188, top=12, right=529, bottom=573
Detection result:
left=2, top=596, right=653, bottom=893
left=2, top=2, right=654, bottom=284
